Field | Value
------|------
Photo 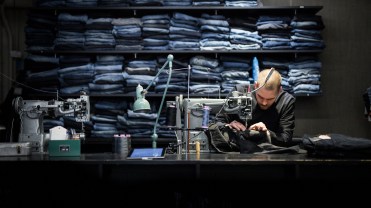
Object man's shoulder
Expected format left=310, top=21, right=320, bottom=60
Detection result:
left=278, top=91, right=296, bottom=103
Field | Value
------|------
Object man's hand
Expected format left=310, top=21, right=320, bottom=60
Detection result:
left=227, top=120, right=246, bottom=131
left=248, top=122, right=267, bottom=131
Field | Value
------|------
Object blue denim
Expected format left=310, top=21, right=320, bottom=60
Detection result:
left=92, top=114, right=118, bottom=124
left=117, top=115, right=157, bottom=126
left=190, top=56, right=219, bottom=69
left=94, top=101, right=128, bottom=110
left=60, top=85, right=89, bottom=95
left=93, top=73, right=124, bottom=84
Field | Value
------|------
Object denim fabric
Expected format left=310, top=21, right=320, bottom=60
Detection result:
left=92, top=73, right=123, bottom=84
left=190, top=56, right=219, bottom=69
left=94, top=101, right=128, bottom=110
left=117, top=115, right=157, bottom=126
left=92, top=114, right=118, bottom=124
left=60, top=85, right=89, bottom=95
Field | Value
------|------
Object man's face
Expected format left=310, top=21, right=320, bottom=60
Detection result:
left=255, top=88, right=278, bottom=110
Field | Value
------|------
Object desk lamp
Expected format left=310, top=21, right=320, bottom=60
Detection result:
left=133, top=54, right=173, bottom=148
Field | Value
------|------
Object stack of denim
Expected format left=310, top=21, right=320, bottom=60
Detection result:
left=288, top=56, right=322, bottom=95
left=141, top=14, right=170, bottom=50
left=192, top=0, right=222, bottom=6
left=123, top=59, right=158, bottom=93
left=35, top=0, right=66, bottom=7
left=112, top=18, right=143, bottom=51
left=98, top=0, right=130, bottom=6
left=55, top=13, right=88, bottom=50
left=189, top=55, right=221, bottom=94
left=131, top=0, right=164, bottom=6
left=257, top=15, right=292, bottom=49
left=84, top=17, right=116, bottom=50
left=155, top=56, right=189, bottom=93
left=261, top=56, right=291, bottom=93
left=66, top=0, right=97, bottom=7
left=117, top=109, right=158, bottom=139
left=290, top=14, right=326, bottom=50
left=219, top=55, right=251, bottom=93
left=23, top=54, right=60, bottom=93
left=163, top=0, right=191, bottom=6
left=25, top=12, right=57, bottom=52
left=229, top=28, right=262, bottom=50
left=90, top=55, right=124, bottom=94
left=90, top=100, right=128, bottom=139
left=199, top=13, right=231, bottom=51
left=58, top=54, right=93, bottom=94
left=225, top=0, right=260, bottom=7
left=169, top=12, right=201, bottom=51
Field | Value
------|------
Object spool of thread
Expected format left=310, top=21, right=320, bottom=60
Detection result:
left=195, top=141, right=200, bottom=154
left=201, top=106, right=211, bottom=129
left=113, top=134, right=131, bottom=156
left=166, top=105, right=177, bottom=127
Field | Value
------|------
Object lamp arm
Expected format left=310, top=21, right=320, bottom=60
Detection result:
left=151, top=57, right=173, bottom=148
left=145, top=60, right=169, bottom=93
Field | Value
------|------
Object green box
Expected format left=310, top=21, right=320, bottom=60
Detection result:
left=48, top=140, right=81, bottom=157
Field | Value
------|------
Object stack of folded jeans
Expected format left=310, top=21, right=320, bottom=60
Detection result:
left=131, top=0, right=164, bottom=6
left=155, top=56, right=189, bottom=93
left=288, top=56, right=322, bottom=95
left=58, top=62, right=93, bottom=95
left=142, top=14, right=170, bottom=50
left=84, top=17, right=116, bottom=50
left=112, top=17, right=143, bottom=51
left=290, top=14, right=326, bottom=50
left=35, top=0, right=66, bottom=7
left=169, top=12, right=201, bottom=51
left=117, top=110, right=157, bottom=139
left=225, top=0, right=260, bottom=7
left=90, top=55, right=125, bottom=94
left=163, top=0, right=191, bottom=6
left=123, top=59, right=158, bottom=93
left=98, top=0, right=130, bottom=6
left=55, top=13, right=88, bottom=50
left=66, top=0, right=97, bottom=7
left=24, top=54, right=60, bottom=94
left=200, top=13, right=231, bottom=51
left=25, top=12, right=57, bottom=52
left=219, top=55, right=251, bottom=93
left=257, top=15, right=292, bottom=49
left=261, top=56, right=291, bottom=93
left=227, top=16, right=261, bottom=50
left=189, top=55, right=222, bottom=94
left=192, top=0, right=222, bottom=6
left=90, top=100, right=128, bottom=139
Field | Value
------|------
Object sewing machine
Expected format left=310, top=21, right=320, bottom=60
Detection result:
left=12, top=91, right=90, bottom=153
left=175, top=88, right=252, bottom=154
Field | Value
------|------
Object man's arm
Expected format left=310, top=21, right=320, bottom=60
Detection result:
left=269, top=97, right=295, bottom=146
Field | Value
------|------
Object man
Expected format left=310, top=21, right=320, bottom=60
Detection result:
left=227, top=68, right=295, bottom=147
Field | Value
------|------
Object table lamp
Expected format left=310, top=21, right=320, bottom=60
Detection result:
left=133, top=54, right=173, bottom=148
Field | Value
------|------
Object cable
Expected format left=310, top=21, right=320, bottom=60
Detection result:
left=0, top=72, right=65, bottom=100
left=250, top=67, right=275, bottom=93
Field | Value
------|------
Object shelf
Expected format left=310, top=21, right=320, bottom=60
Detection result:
left=27, top=92, right=322, bottom=99
left=29, top=50, right=323, bottom=55
left=32, top=6, right=322, bottom=14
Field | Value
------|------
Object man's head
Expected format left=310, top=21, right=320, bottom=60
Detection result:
left=254, top=68, right=282, bottom=110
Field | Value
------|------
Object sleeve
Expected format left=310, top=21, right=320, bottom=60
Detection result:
left=270, top=96, right=295, bottom=146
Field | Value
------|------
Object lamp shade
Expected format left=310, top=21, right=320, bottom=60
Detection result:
left=133, top=84, right=151, bottom=113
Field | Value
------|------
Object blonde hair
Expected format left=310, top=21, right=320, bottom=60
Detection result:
left=257, top=68, right=281, bottom=92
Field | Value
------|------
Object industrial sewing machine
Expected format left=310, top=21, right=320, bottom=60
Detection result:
left=12, top=91, right=90, bottom=153
left=174, top=87, right=252, bottom=154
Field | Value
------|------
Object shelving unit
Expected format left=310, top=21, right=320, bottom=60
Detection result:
left=23, top=4, right=324, bottom=152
